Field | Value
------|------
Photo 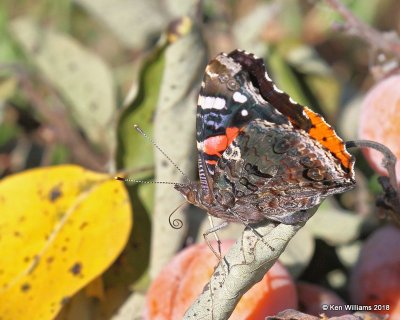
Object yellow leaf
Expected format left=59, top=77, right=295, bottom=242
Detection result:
left=0, top=165, right=132, bottom=320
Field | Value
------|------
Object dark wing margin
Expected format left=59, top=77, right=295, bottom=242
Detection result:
left=228, top=49, right=312, bottom=131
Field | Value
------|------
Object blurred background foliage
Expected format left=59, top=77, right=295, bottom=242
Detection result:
left=0, top=0, right=400, bottom=319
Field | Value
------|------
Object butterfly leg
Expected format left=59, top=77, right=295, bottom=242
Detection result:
left=227, top=209, right=277, bottom=254
left=227, top=209, right=263, bottom=239
left=203, top=217, right=229, bottom=260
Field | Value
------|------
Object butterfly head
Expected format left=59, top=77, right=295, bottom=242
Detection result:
left=175, top=181, right=215, bottom=208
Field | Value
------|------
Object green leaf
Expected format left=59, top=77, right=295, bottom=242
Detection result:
left=336, top=241, right=362, bottom=268
left=267, top=48, right=312, bottom=107
left=0, top=123, right=18, bottom=147
left=285, top=46, right=340, bottom=118
left=116, top=46, right=166, bottom=178
left=150, top=17, right=207, bottom=277
left=280, top=225, right=315, bottom=278
left=306, top=199, right=363, bottom=245
left=232, top=3, right=277, bottom=55
left=103, top=184, right=151, bottom=290
left=75, top=0, right=168, bottom=49
left=10, top=17, right=116, bottom=149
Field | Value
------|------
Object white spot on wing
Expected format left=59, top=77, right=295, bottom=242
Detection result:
left=241, top=109, right=249, bottom=117
left=224, top=144, right=241, bottom=161
left=196, top=141, right=204, bottom=150
left=289, top=96, right=298, bottom=104
left=198, top=95, right=204, bottom=106
left=233, top=92, right=248, bottom=103
left=264, top=72, right=272, bottom=81
left=199, top=96, right=226, bottom=110
left=273, top=84, right=283, bottom=93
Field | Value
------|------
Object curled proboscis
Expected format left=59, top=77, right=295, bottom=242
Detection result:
left=169, top=211, right=183, bottom=229
left=168, top=202, right=186, bottom=229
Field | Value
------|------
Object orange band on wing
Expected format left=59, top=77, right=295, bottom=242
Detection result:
left=304, top=107, right=353, bottom=171
left=203, top=127, right=240, bottom=157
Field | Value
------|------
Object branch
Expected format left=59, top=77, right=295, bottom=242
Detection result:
left=325, top=0, right=400, bottom=58
left=183, top=207, right=318, bottom=319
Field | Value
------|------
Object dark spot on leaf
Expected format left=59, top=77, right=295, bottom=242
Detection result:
left=61, top=246, right=67, bottom=252
left=19, top=216, right=26, bottom=222
left=131, top=241, right=139, bottom=249
left=49, top=185, right=62, bottom=202
left=21, top=283, right=31, bottom=292
left=65, top=237, right=70, bottom=242
left=24, top=256, right=30, bottom=263
left=47, top=256, right=54, bottom=264
left=70, top=262, right=82, bottom=276
left=202, top=283, right=210, bottom=293
left=14, top=231, right=21, bottom=237
left=79, top=222, right=88, bottom=230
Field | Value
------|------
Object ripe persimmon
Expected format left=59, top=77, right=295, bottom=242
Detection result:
left=349, top=225, right=400, bottom=319
left=358, top=75, right=400, bottom=178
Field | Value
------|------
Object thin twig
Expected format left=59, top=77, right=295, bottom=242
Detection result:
left=325, top=0, right=400, bottom=58
left=346, top=140, right=398, bottom=189
left=346, top=140, right=400, bottom=226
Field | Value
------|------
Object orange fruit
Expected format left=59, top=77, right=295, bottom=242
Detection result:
left=297, top=282, right=346, bottom=317
left=358, top=74, right=400, bottom=178
left=349, top=225, right=400, bottom=319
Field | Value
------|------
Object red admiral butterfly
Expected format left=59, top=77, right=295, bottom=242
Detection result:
left=175, top=49, right=355, bottom=226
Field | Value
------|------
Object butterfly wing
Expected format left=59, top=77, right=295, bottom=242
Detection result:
left=212, top=119, right=355, bottom=224
left=196, top=52, right=289, bottom=195
left=195, top=49, right=355, bottom=224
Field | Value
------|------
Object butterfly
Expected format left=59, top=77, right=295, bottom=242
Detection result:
left=175, top=49, right=355, bottom=227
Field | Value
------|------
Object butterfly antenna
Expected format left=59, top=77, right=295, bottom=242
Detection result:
left=114, top=176, right=185, bottom=185
left=133, top=124, right=191, bottom=183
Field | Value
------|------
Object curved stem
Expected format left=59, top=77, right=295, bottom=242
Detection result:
left=346, top=139, right=400, bottom=226
left=346, top=140, right=398, bottom=190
